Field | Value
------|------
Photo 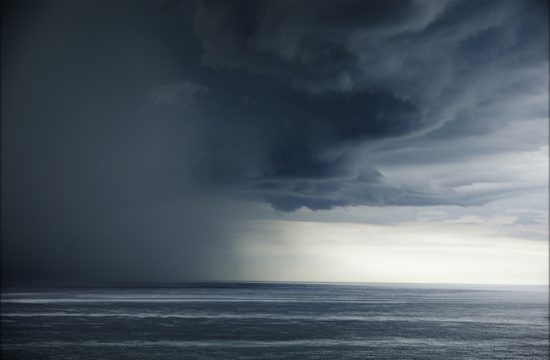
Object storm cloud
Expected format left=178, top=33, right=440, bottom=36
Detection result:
left=149, top=0, right=548, bottom=211
left=1, top=0, right=547, bottom=283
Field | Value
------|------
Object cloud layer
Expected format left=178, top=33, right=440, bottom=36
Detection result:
left=2, top=0, right=547, bottom=284
left=146, top=0, right=548, bottom=211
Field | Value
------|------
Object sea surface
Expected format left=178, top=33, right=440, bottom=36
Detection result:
left=1, top=283, right=548, bottom=359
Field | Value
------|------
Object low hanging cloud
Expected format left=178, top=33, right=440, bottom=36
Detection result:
left=142, top=0, right=548, bottom=211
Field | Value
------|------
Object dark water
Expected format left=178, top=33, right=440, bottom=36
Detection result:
left=1, top=283, right=548, bottom=359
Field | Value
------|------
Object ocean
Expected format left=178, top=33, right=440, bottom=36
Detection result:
left=1, top=283, right=548, bottom=359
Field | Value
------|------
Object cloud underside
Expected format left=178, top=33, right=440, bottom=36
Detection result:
left=145, top=0, right=548, bottom=211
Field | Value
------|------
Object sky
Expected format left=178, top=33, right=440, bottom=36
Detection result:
left=1, top=0, right=548, bottom=285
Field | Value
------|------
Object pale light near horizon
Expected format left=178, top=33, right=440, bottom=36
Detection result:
left=233, top=219, right=548, bottom=286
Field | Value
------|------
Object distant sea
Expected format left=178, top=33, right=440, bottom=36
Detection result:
left=1, top=283, right=548, bottom=359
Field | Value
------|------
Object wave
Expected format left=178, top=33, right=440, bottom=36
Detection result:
left=0, top=298, right=414, bottom=304
left=0, top=312, right=541, bottom=325
left=2, top=338, right=548, bottom=349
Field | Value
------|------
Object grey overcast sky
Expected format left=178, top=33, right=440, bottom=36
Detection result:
left=1, top=0, right=548, bottom=285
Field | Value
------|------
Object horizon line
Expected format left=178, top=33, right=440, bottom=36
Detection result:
left=2, top=279, right=548, bottom=289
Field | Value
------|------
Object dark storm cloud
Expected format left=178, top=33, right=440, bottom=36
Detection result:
left=148, top=0, right=547, bottom=211
left=189, top=0, right=447, bottom=88
left=142, top=77, right=426, bottom=210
